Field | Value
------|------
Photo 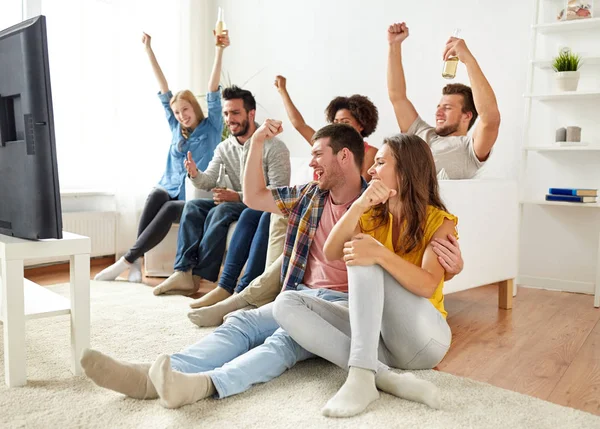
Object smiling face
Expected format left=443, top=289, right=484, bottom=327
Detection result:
left=309, top=137, right=345, bottom=190
left=434, top=94, right=471, bottom=136
left=332, top=109, right=364, bottom=135
left=367, top=144, right=399, bottom=193
left=222, top=99, right=255, bottom=137
left=171, top=99, right=199, bottom=129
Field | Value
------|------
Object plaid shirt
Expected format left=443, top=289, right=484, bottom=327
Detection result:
left=272, top=179, right=368, bottom=291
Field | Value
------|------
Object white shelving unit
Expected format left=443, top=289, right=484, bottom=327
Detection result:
left=524, top=144, right=600, bottom=151
left=520, top=0, right=600, bottom=307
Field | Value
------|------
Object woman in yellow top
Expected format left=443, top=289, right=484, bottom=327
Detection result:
left=273, top=134, right=457, bottom=418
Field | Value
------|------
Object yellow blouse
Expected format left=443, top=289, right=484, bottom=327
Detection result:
left=359, top=206, right=458, bottom=318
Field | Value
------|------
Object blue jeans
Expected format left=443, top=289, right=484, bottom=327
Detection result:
left=218, top=210, right=271, bottom=294
left=169, top=285, right=349, bottom=399
left=173, top=198, right=246, bottom=282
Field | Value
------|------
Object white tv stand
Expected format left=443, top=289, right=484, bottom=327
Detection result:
left=0, top=231, right=90, bottom=387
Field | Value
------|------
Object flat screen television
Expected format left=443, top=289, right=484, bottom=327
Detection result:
left=0, top=15, right=62, bottom=240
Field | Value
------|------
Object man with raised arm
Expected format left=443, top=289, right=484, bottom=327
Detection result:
left=387, top=22, right=501, bottom=179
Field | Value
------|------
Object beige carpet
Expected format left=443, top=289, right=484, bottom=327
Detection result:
left=0, top=281, right=598, bottom=429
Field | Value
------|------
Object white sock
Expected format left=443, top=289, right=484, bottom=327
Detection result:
left=94, top=257, right=130, bottom=281
left=149, top=354, right=216, bottom=409
left=322, top=366, right=380, bottom=418
left=127, top=259, right=142, bottom=283
left=375, top=370, right=441, bottom=409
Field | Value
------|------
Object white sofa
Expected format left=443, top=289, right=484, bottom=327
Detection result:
left=145, top=157, right=519, bottom=308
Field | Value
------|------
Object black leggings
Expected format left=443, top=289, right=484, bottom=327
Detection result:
left=123, top=187, right=185, bottom=263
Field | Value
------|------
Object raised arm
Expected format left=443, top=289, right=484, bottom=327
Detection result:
left=243, top=119, right=284, bottom=215
left=387, top=23, right=418, bottom=132
left=324, top=181, right=396, bottom=262
left=208, top=30, right=230, bottom=93
left=274, top=76, right=316, bottom=144
left=142, top=33, right=169, bottom=94
left=444, top=37, right=501, bottom=161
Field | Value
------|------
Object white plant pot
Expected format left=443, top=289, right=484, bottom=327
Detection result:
left=555, top=71, right=580, bottom=92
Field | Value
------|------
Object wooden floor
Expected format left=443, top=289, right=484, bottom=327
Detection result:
left=25, top=258, right=600, bottom=417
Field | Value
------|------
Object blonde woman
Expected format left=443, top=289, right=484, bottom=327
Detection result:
left=95, top=30, right=229, bottom=283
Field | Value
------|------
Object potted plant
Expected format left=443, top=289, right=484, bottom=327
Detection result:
left=552, top=49, right=582, bottom=91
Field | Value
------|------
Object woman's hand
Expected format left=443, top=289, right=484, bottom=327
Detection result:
left=215, top=29, right=230, bottom=48
left=141, top=32, right=151, bottom=50
left=354, top=180, right=396, bottom=212
left=343, top=234, right=384, bottom=266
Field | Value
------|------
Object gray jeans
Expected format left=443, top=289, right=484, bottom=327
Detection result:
left=272, top=264, right=452, bottom=372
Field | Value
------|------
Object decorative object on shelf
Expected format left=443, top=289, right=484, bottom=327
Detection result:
left=552, top=48, right=582, bottom=91
left=556, top=127, right=567, bottom=142
left=566, top=126, right=582, bottom=142
left=557, top=0, right=594, bottom=21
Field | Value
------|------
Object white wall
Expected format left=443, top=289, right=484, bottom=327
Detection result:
left=215, top=0, right=532, bottom=179
left=0, top=0, right=22, bottom=30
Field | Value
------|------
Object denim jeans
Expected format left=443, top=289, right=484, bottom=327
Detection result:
left=169, top=285, right=349, bottom=399
left=218, top=210, right=271, bottom=294
left=273, top=265, right=452, bottom=372
left=173, top=198, right=246, bottom=282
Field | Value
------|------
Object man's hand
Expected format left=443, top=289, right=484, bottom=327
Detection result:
left=443, top=37, right=475, bottom=64
left=355, top=180, right=397, bottom=212
left=214, top=29, right=230, bottom=49
left=388, top=22, right=409, bottom=45
left=141, top=32, right=152, bottom=50
left=212, top=188, right=240, bottom=205
left=431, top=234, right=464, bottom=277
left=274, top=75, right=287, bottom=92
left=343, top=234, right=384, bottom=266
left=254, top=119, right=283, bottom=143
left=184, top=151, right=198, bottom=178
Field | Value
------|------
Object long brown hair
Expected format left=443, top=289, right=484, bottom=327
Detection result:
left=170, top=90, right=205, bottom=139
left=369, top=134, right=447, bottom=254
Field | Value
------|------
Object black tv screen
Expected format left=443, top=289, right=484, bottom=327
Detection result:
left=0, top=15, right=62, bottom=240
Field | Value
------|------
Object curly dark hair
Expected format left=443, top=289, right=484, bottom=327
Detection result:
left=324, top=95, right=378, bottom=138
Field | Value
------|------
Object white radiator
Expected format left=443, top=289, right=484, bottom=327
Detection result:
left=25, top=211, right=117, bottom=267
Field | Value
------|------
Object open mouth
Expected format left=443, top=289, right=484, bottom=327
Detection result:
left=314, top=169, right=324, bottom=180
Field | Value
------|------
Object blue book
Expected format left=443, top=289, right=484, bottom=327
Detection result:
left=545, top=194, right=597, bottom=203
left=549, top=188, right=597, bottom=197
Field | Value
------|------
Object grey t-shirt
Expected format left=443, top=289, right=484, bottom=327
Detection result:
left=407, top=116, right=485, bottom=180
left=190, top=128, right=291, bottom=201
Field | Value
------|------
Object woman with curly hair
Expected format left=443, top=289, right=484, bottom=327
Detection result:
left=274, top=75, right=378, bottom=181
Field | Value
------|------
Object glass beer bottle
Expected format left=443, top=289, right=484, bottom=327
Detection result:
left=442, top=28, right=461, bottom=79
left=215, top=7, right=227, bottom=47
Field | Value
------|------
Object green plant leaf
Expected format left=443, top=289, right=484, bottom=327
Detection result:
left=552, top=50, right=581, bottom=72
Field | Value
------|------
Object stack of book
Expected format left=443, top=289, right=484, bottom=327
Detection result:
left=545, top=188, right=598, bottom=203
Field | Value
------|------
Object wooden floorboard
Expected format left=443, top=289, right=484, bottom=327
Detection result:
left=486, top=292, right=600, bottom=401
left=548, top=318, right=600, bottom=415
left=22, top=260, right=600, bottom=417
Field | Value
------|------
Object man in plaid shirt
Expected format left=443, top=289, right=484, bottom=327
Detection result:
left=80, top=121, right=377, bottom=409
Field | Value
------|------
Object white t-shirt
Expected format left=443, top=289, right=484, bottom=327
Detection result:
left=407, top=116, right=485, bottom=180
